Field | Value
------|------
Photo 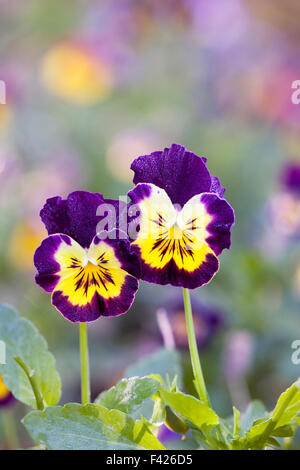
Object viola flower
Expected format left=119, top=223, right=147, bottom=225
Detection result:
left=34, top=191, right=140, bottom=323
left=128, top=143, right=234, bottom=288
left=0, top=375, right=15, bottom=408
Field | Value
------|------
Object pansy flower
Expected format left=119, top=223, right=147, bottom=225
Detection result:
left=0, top=375, right=15, bottom=408
left=128, top=143, right=234, bottom=288
left=34, top=191, right=140, bottom=322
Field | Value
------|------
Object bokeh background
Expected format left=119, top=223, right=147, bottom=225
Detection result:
left=0, top=0, right=300, bottom=449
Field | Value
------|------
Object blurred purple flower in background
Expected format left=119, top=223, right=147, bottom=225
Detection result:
left=223, top=330, right=255, bottom=410
left=157, top=295, right=224, bottom=351
left=188, top=0, right=251, bottom=52
left=281, top=162, right=300, bottom=193
left=158, top=424, right=181, bottom=445
left=259, top=160, right=300, bottom=257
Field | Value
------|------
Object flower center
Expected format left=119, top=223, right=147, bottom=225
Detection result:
left=169, top=222, right=184, bottom=240
left=82, top=256, right=98, bottom=268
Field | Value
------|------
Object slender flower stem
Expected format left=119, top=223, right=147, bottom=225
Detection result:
left=79, top=322, right=90, bottom=405
left=182, top=288, right=210, bottom=406
left=14, top=357, right=44, bottom=410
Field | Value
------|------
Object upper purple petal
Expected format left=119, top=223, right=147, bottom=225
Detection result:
left=40, top=191, right=124, bottom=248
left=210, top=176, right=226, bottom=198
left=131, top=143, right=215, bottom=206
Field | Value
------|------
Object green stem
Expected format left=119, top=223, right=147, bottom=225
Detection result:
left=14, top=357, right=44, bottom=411
left=79, top=322, right=90, bottom=405
left=182, top=288, right=210, bottom=406
left=2, top=409, right=19, bottom=449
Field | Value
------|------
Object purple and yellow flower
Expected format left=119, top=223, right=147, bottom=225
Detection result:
left=34, top=191, right=140, bottom=323
left=0, top=375, right=15, bottom=408
left=128, top=143, right=234, bottom=288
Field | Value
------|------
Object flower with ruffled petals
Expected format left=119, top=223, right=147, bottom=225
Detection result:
left=34, top=191, right=140, bottom=323
left=0, top=375, right=15, bottom=408
left=128, top=143, right=234, bottom=288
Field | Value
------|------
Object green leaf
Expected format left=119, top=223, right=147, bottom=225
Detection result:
left=159, top=389, right=219, bottom=430
left=0, top=304, right=61, bottom=408
left=125, top=348, right=182, bottom=386
left=272, top=425, right=294, bottom=437
left=242, top=419, right=270, bottom=448
left=241, top=400, right=266, bottom=436
left=233, top=381, right=300, bottom=449
left=95, top=376, right=161, bottom=416
left=271, top=380, right=300, bottom=428
left=23, top=403, right=165, bottom=450
left=95, top=404, right=165, bottom=449
left=266, top=437, right=280, bottom=448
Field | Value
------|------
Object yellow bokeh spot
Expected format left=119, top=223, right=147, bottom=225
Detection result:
left=40, top=42, right=113, bottom=105
left=9, top=220, right=47, bottom=271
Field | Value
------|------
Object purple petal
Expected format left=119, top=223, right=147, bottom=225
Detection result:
left=34, top=234, right=75, bottom=292
left=52, top=275, right=138, bottom=322
left=40, top=191, right=124, bottom=249
left=131, top=143, right=213, bottom=206
left=131, top=250, right=219, bottom=289
left=210, top=176, right=226, bottom=198
left=200, top=193, right=235, bottom=255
